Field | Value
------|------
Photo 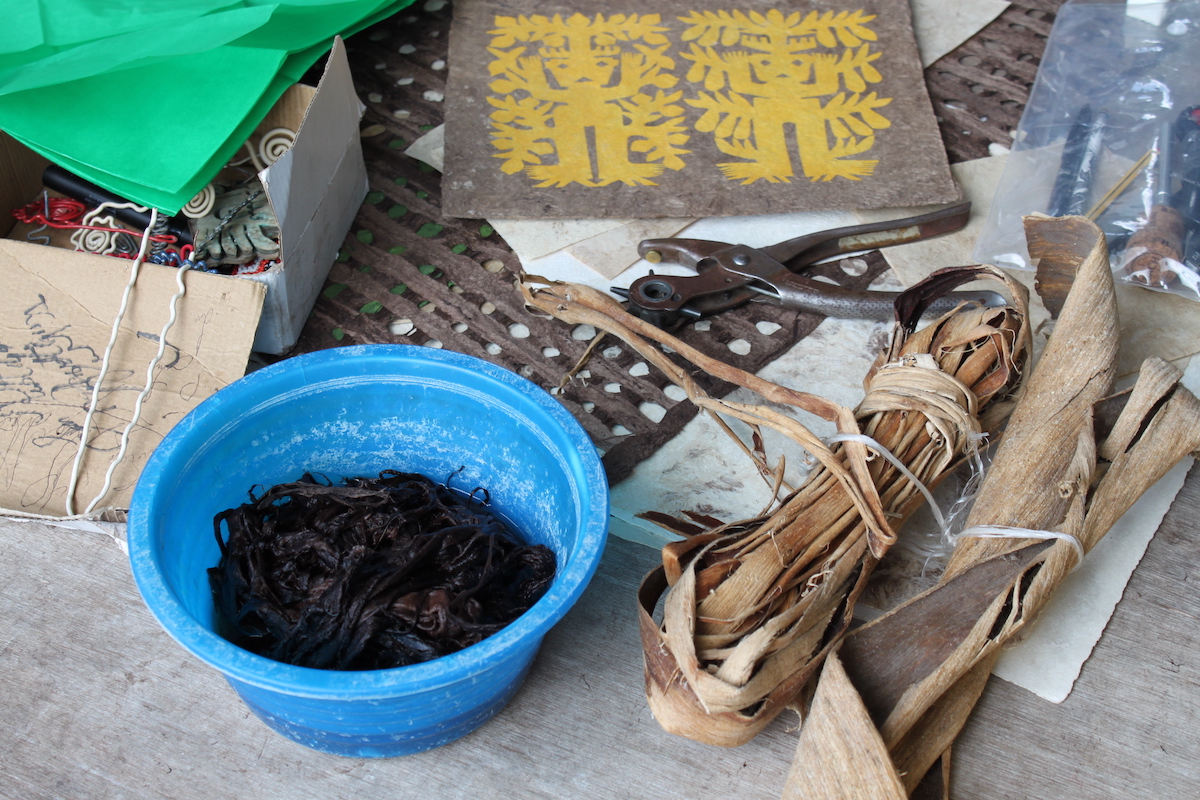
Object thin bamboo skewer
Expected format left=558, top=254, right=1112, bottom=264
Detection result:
left=1085, top=148, right=1151, bottom=220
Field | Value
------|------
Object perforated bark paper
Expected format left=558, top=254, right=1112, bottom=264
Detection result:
left=443, top=0, right=958, bottom=219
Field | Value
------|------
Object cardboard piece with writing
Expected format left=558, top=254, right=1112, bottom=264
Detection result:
left=0, top=240, right=265, bottom=519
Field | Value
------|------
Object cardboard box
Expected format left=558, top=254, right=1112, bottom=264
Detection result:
left=0, top=38, right=367, bottom=518
left=247, top=36, right=369, bottom=354
left=0, top=36, right=368, bottom=356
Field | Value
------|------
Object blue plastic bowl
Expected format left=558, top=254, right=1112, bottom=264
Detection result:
left=128, top=345, right=609, bottom=757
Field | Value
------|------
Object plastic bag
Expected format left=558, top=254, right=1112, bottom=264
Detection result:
left=973, top=0, right=1200, bottom=299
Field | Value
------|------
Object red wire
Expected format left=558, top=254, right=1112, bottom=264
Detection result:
left=12, top=197, right=175, bottom=243
left=13, top=197, right=86, bottom=225
left=233, top=259, right=278, bottom=275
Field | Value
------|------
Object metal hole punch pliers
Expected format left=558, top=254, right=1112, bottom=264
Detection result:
left=611, top=202, right=1005, bottom=329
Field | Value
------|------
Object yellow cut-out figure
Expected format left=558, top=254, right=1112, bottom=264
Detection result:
left=487, top=13, right=689, bottom=188
left=681, top=9, right=892, bottom=184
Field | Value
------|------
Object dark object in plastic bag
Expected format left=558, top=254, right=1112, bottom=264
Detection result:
left=1122, top=119, right=1186, bottom=288
left=1174, top=106, right=1200, bottom=270
left=974, top=0, right=1200, bottom=299
left=1047, top=105, right=1108, bottom=217
left=208, top=471, right=557, bottom=671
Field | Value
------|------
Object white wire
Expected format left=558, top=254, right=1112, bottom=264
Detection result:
left=820, top=434, right=1085, bottom=573
left=955, top=524, right=1086, bottom=570
left=243, top=140, right=266, bottom=172
left=1, top=507, right=121, bottom=522
left=64, top=208, right=159, bottom=517
left=84, top=260, right=193, bottom=515
left=823, top=431, right=947, bottom=532
left=8, top=205, right=193, bottom=525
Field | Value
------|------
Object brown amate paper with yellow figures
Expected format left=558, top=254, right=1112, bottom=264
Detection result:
left=443, top=0, right=958, bottom=220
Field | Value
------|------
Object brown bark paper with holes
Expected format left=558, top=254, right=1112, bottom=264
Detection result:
left=787, top=215, right=1200, bottom=798
left=0, top=239, right=264, bottom=518
left=443, top=0, right=958, bottom=219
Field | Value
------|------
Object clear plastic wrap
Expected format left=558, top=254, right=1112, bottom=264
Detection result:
left=973, top=0, right=1200, bottom=299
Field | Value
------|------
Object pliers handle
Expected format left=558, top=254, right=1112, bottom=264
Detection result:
left=615, top=202, right=1004, bottom=328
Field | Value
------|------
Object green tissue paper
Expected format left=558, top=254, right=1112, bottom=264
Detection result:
left=0, top=0, right=415, bottom=213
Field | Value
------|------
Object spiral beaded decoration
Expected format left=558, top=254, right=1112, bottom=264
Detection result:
left=257, top=127, right=296, bottom=167
left=182, top=183, right=217, bottom=219
left=72, top=224, right=119, bottom=255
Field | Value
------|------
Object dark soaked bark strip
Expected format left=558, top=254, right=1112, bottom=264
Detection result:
left=208, top=471, right=555, bottom=671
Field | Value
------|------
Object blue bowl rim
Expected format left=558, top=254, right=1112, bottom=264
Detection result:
left=127, top=344, right=609, bottom=700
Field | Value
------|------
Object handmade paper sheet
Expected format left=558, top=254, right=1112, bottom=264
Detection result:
left=444, top=0, right=958, bottom=219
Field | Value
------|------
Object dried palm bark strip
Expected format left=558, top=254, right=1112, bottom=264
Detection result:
left=647, top=299, right=1027, bottom=745
left=787, top=215, right=1200, bottom=799
left=523, top=268, right=1029, bottom=747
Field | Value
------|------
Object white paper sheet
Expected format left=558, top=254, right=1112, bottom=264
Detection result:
left=911, top=0, right=1009, bottom=67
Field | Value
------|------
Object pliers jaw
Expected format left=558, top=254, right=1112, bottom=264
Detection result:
left=613, top=241, right=771, bottom=330
left=610, top=282, right=702, bottom=330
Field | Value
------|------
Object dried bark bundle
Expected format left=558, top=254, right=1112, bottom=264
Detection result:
left=787, top=215, right=1200, bottom=799
left=208, top=471, right=556, bottom=671
left=522, top=266, right=1030, bottom=747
